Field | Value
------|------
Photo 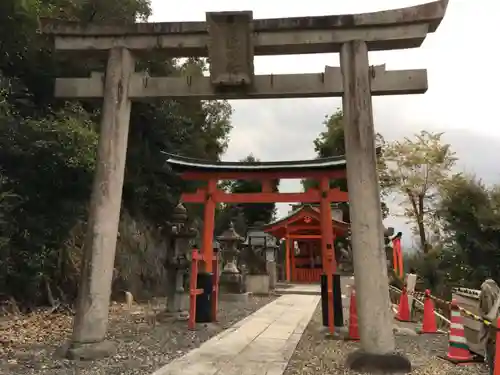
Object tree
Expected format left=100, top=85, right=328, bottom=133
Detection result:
left=0, top=1, right=234, bottom=305
left=215, top=154, right=279, bottom=236
left=383, top=131, right=457, bottom=253
left=313, top=110, right=346, bottom=160
left=303, top=109, right=389, bottom=220
left=0, top=87, right=99, bottom=303
left=230, top=154, right=279, bottom=227
left=0, top=0, right=152, bottom=118
left=437, top=175, right=500, bottom=287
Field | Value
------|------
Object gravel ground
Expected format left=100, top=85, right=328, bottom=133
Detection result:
left=284, top=306, right=489, bottom=375
left=0, top=295, right=276, bottom=375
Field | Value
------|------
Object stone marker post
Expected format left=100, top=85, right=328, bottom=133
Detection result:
left=68, top=47, right=134, bottom=359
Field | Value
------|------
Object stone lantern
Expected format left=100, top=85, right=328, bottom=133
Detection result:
left=164, top=203, right=196, bottom=320
left=243, top=223, right=278, bottom=290
left=217, top=222, right=247, bottom=300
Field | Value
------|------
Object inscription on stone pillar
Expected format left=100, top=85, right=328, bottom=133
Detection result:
left=206, top=11, right=254, bottom=87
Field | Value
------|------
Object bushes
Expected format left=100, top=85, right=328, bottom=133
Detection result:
left=0, top=1, right=237, bottom=309
left=0, top=99, right=98, bottom=306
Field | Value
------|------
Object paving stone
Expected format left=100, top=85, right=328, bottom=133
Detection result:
left=152, top=295, right=319, bottom=375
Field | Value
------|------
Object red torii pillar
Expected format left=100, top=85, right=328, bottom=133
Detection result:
left=319, top=177, right=337, bottom=335
left=201, top=179, right=217, bottom=273
left=285, top=228, right=291, bottom=282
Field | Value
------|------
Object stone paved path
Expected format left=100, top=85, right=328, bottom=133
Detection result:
left=274, top=283, right=321, bottom=296
left=151, top=294, right=320, bottom=375
left=275, top=276, right=354, bottom=298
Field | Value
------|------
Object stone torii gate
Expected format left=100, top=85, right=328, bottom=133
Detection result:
left=40, top=0, right=448, bottom=371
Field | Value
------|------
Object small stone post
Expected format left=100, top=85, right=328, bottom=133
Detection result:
left=67, top=47, right=134, bottom=360
left=340, top=40, right=411, bottom=372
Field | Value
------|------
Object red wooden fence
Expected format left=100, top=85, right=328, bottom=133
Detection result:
left=294, top=268, right=322, bottom=283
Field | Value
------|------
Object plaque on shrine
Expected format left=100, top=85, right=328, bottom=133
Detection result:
left=206, top=11, right=254, bottom=87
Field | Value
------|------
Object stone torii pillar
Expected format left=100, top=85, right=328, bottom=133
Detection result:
left=67, top=47, right=135, bottom=359
left=39, top=0, right=449, bottom=364
left=339, top=2, right=448, bottom=371
left=340, top=41, right=405, bottom=370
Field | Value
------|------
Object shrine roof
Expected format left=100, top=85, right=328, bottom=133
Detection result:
left=162, top=152, right=346, bottom=173
left=262, top=204, right=349, bottom=238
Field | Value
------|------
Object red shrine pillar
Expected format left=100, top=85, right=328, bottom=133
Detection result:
left=319, top=177, right=337, bottom=334
left=285, top=231, right=291, bottom=282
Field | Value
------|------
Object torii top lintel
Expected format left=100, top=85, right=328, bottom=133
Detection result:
left=162, top=152, right=347, bottom=181
left=40, top=0, right=448, bottom=55
left=165, top=153, right=349, bottom=204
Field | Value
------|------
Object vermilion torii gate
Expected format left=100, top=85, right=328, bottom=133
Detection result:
left=40, top=0, right=448, bottom=371
left=163, top=153, right=349, bottom=333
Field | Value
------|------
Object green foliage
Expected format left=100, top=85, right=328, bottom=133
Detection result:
left=230, top=155, right=279, bottom=226
left=214, top=154, right=279, bottom=236
left=124, top=96, right=233, bottom=224
left=0, top=0, right=151, bottom=117
left=303, top=109, right=388, bottom=220
left=437, top=175, right=500, bottom=286
left=0, top=1, right=233, bottom=306
left=0, top=92, right=98, bottom=303
left=312, top=110, right=346, bottom=160
left=405, top=174, right=500, bottom=296
left=383, top=131, right=457, bottom=252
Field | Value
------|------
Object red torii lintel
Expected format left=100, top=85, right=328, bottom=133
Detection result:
left=181, top=188, right=348, bottom=204
left=177, top=169, right=346, bottom=181
left=289, top=234, right=321, bottom=239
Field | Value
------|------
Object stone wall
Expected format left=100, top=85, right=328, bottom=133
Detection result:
left=112, top=211, right=170, bottom=301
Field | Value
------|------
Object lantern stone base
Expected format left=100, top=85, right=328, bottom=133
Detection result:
left=245, top=274, right=270, bottom=295
left=220, top=270, right=248, bottom=302
left=220, top=270, right=245, bottom=292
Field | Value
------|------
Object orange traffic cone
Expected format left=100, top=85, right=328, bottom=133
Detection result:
left=345, top=288, right=359, bottom=341
left=439, top=300, right=474, bottom=365
left=421, top=289, right=438, bottom=334
left=396, top=286, right=411, bottom=322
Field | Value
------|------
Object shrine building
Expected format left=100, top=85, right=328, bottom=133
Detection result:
left=262, top=204, right=349, bottom=284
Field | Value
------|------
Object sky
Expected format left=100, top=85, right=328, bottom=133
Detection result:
left=150, top=0, right=499, bottom=247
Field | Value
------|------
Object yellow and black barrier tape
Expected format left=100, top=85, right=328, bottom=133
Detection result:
left=457, top=307, right=496, bottom=327
left=394, top=286, right=498, bottom=328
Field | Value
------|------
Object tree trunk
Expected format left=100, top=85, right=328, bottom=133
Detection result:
left=408, top=192, right=428, bottom=253
left=417, top=193, right=429, bottom=253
